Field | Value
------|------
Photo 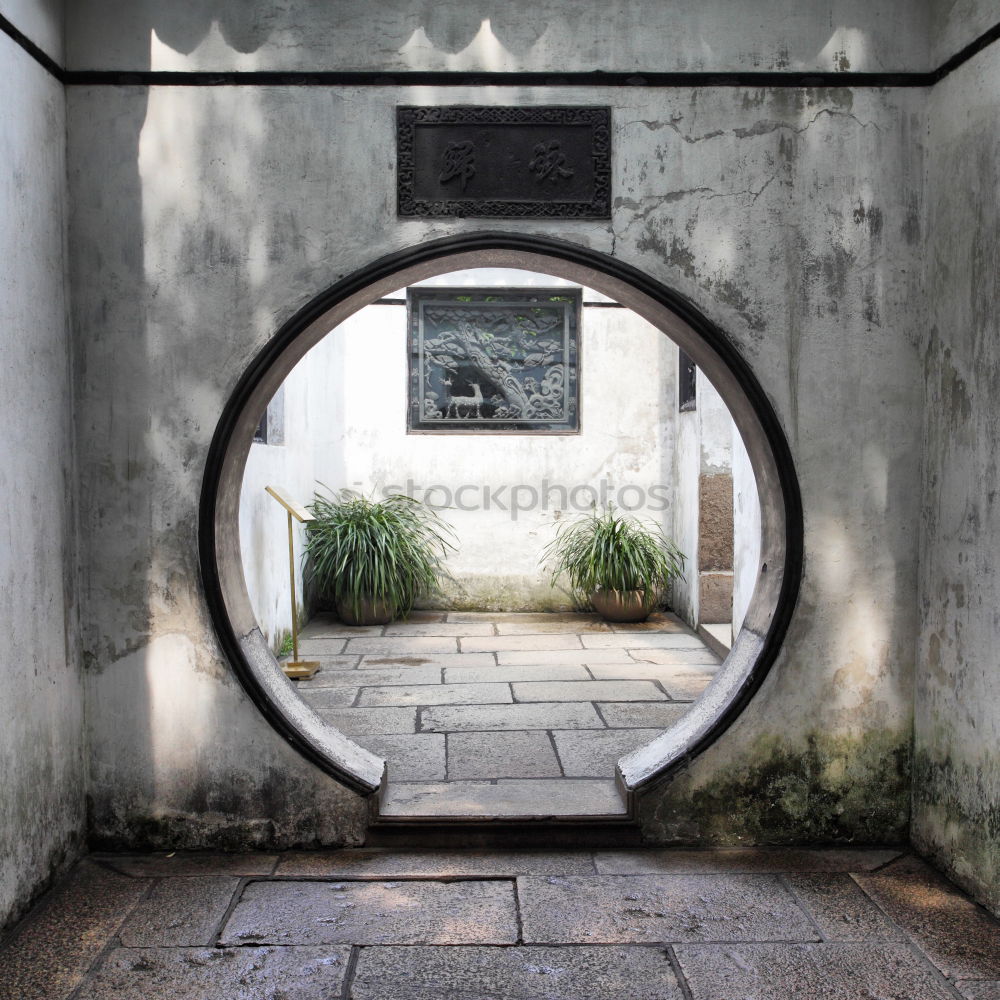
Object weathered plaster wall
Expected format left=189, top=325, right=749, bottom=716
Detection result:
left=914, top=42, right=1000, bottom=916
left=0, top=28, right=84, bottom=932
left=65, top=0, right=929, bottom=74
left=929, top=0, right=1000, bottom=67
left=0, top=0, right=64, bottom=64
left=66, top=70, right=924, bottom=847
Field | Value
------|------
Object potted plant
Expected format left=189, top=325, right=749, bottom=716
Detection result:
left=304, top=489, right=455, bottom=625
left=542, top=505, right=685, bottom=623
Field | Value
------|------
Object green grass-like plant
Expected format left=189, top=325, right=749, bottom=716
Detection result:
left=542, top=505, right=685, bottom=606
left=304, top=489, right=455, bottom=622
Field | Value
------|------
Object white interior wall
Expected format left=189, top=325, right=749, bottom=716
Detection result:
left=732, top=423, right=762, bottom=638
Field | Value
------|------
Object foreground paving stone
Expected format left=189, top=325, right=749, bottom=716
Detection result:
left=447, top=612, right=602, bottom=624
left=447, top=730, right=562, bottom=779
left=318, top=707, right=418, bottom=735
left=359, top=653, right=496, bottom=669
left=493, top=619, right=613, bottom=633
left=513, top=679, right=668, bottom=702
left=345, top=636, right=459, bottom=655
left=593, top=848, right=903, bottom=875
left=588, top=662, right=720, bottom=683
left=297, top=685, right=358, bottom=709
left=118, top=876, right=241, bottom=947
left=675, top=943, right=956, bottom=999
left=97, top=853, right=278, bottom=877
left=351, top=945, right=684, bottom=999
left=75, top=946, right=350, bottom=999
left=445, top=662, right=590, bottom=683
left=290, top=654, right=361, bottom=672
left=383, top=622, right=495, bottom=636
left=379, top=779, right=625, bottom=818
left=220, top=880, right=518, bottom=945
left=274, top=849, right=597, bottom=877
left=784, top=874, right=906, bottom=941
left=553, top=728, right=663, bottom=777
left=497, top=647, right=637, bottom=665
left=353, top=733, right=446, bottom=781
left=358, top=681, right=512, bottom=707
left=461, top=634, right=585, bottom=652
left=597, top=702, right=691, bottom=728
left=421, top=702, right=603, bottom=732
left=583, top=633, right=707, bottom=649
left=0, top=861, right=149, bottom=1000
left=299, top=665, right=442, bottom=687
left=295, top=638, right=347, bottom=653
left=299, top=622, right=383, bottom=638
left=957, top=983, right=1000, bottom=999
left=519, top=874, right=816, bottom=943
left=853, top=871, right=1000, bottom=980
left=628, top=647, right=721, bottom=665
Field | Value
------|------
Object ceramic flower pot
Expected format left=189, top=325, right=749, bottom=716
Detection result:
left=590, top=588, right=657, bottom=623
left=336, top=595, right=395, bottom=626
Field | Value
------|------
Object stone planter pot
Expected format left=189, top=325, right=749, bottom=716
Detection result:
left=336, top=596, right=395, bottom=626
left=590, top=588, right=657, bottom=623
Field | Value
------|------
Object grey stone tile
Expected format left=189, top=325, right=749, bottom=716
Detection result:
left=358, top=682, right=512, bottom=707
left=784, top=874, right=906, bottom=941
left=553, top=728, right=663, bottom=777
left=445, top=663, right=591, bottom=683
left=297, top=685, right=358, bottom=708
left=658, top=673, right=715, bottom=699
left=853, top=872, right=1000, bottom=980
left=345, top=636, right=459, bottom=655
left=300, top=665, right=442, bottom=687
left=0, top=861, right=149, bottom=1000
left=351, top=945, right=684, bottom=999
left=494, top=620, right=613, bottom=634
left=593, top=849, right=905, bottom=876
left=299, top=622, right=383, bottom=639
left=379, top=779, right=626, bottom=818
left=498, top=648, right=637, bottom=665
left=290, top=654, right=361, bottom=672
left=519, top=873, right=817, bottom=943
left=588, top=662, right=721, bottom=682
left=274, top=849, right=596, bottom=877
left=119, top=876, right=241, bottom=947
left=627, top=647, right=721, bottom=666
left=513, top=680, right=668, bottom=702
left=295, top=638, right=347, bottom=653
left=597, top=702, right=692, bottom=728
left=383, top=623, right=495, bottom=636
left=353, top=733, right=446, bottom=781
left=318, top=707, right=418, bottom=735
left=583, top=633, right=709, bottom=649
left=75, top=947, right=350, bottom=999
left=461, top=634, right=585, bottom=652
left=219, top=880, right=518, bottom=945
left=422, top=702, right=604, bottom=732
left=447, top=731, right=562, bottom=779
left=609, top=613, right=687, bottom=632
left=96, top=853, right=279, bottom=877
left=957, top=983, right=1000, bottom=999
left=359, top=653, right=496, bottom=669
left=447, top=612, right=602, bottom=624
left=674, top=943, right=956, bottom=999
left=396, top=610, right=449, bottom=623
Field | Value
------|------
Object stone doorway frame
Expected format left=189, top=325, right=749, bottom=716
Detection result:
left=198, top=232, right=803, bottom=809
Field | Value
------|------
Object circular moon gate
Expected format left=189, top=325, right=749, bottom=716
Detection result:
left=199, top=233, right=803, bottom=806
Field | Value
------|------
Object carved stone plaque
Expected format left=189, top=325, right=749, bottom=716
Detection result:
left=407, top=287, right=581, bottom=433
left=397, top=106, right=611, bottom=218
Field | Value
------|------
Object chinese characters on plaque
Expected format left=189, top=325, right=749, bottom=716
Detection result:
left=397, top=106, right=611, bottom=218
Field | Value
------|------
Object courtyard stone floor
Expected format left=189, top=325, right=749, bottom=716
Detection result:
left=3, top=848, right=1000, bottom=998
left=290, top=610, right=722, bottom=819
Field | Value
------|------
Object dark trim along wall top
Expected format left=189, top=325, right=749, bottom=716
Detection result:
left=3, top=13, right=1000, bottom=89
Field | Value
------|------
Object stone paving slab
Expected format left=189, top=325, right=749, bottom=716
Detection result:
left=497, top=647, right=638, bottom=665
left=345, top=636, right=459, bottom=655
left=447, top=730, right=562, bottom=779
left=118, top=876, right=241, bottom=947
left=513, top=679, right=668, bottom=702
left=609, top=615, right=687, bottom=632
left=380, top=779, right=626, bottom=818
left=383, top=623, right=495, bottom=636
left=220, top=880, right=518, bottom=945
left=359, top=653, right=496, bottom=669
left=74, top=947, right=351, bottom=999
left=295, top=638, right=347, bottom=654
left=597, top=702, right=692, bottom=728
left=784, top=874, right=907, bottom=941
left=853, top=871, right=1000, bottom=980
left=422, top=702, right=603, bottom=732
left=299, top=665, right=443, bottom=687
left=273, top=849, right=597, bottom=878
left=444, top=663, right=590, bottom=684
left=588, top=662, right=720, bottom=682
left=0, top=861, right=149, bottom=1000
left=583, top=633, right=709, bottom=649
left=627, top=647, right=722, bottom=665
left=95, top=853, right=279, bottom=877
left=318, top=707, right=418, bottom=735
left=674, top=943, right=956, bottom=999
left=447, top=612, right=603, bottom=623
left=296, top=685, right=358, bottom=708
left=494, top=619, right=614, bottom=634
left=351, top=945, right=684, bottom=999
left=461, top=634, right=585, bottom=652
left=353, top=733, right=446, bottom=781
left=518, top=873, right=817, bottom=943
left=593, top=848, right=904, bottom=875
left=957, top=983, right=1000, bottom=999
left=299, top=623, right=383, bottom=638
left=552, top=728, right=663, bottom=777
left=358, top=682, right=512, bottom=707
left=289, top=654, right=361, bottom=672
